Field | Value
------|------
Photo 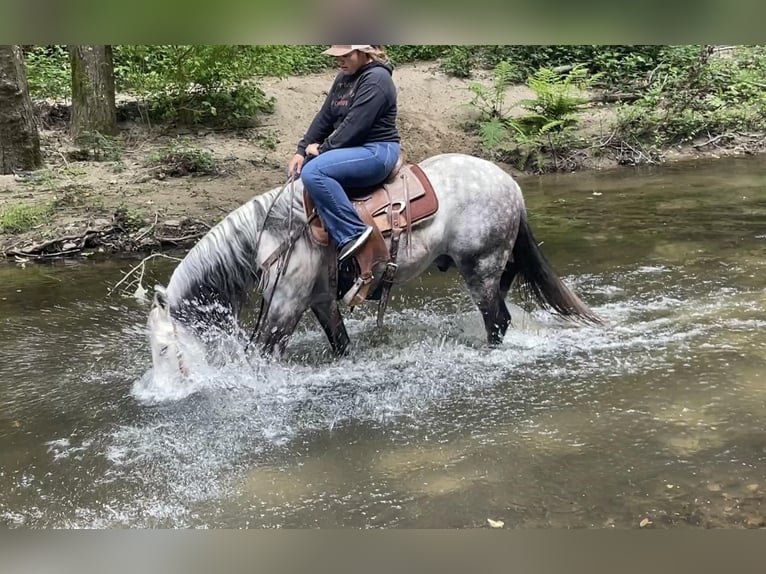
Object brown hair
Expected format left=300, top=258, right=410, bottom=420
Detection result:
left=366, top=45, right=390, bottom=65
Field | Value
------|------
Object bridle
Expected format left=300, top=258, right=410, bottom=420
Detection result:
left=245, top=176, right=309, bottom=352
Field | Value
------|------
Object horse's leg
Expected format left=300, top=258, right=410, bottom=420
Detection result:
left=311, top=298, right=350, bottom=357
left=457, top=255, right=512, bottom=346
left=499, top=259, right=519, bottom=300
left=254, top=311, right=303, bottom=358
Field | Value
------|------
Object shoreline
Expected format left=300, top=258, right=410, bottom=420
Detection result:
left=3, top=148, right=759, bottom=262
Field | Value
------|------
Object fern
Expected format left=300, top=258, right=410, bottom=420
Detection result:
left=522, top=64, right=592, bottom=122
left=509, top=63, right=597, bottom=141
left=469, top=61, right=596, bottom=171
left=539, top=119, right=567, bottom=134
left=478, top=117, right=509, bottom=149
left=468, top=60, right=518, bottom=119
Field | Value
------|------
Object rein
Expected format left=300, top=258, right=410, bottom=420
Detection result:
left=245, top=176, right=307, bottom=352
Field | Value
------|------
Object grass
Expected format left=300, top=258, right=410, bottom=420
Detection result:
left=0, top=203, right=54, bottom=234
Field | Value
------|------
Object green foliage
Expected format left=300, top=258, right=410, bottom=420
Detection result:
left=240, top=45, right=334, bottom=76
left=21, top=44, right=766, bottom=155
left=22, top=45, right=341, bottom=127
left=107, top=45, right=469, bottom=126
left=470, top=62, right=595, bottom=172
left=387, top=45, right=449, bottom=65
left=0, top=203, right=53, bottom=234
left=23, top=45, right=71, bottom=100
left=468, top=60, right=516, bottom=120
left=512, top=64, right=595, bottom=136
left=440, top=46, right=474, bottom=78
left=477, top=117, right=510, bottom=150
left=147, top=140, right=218, bottom=177
left=456, top=45, right=664, bottom=87
left=114, top=46, right=282, bottom=127
left=588, top=46, right=667, bottom=90
left=615, top=46, right=766, bottom=146
left=113, top=206, right=147, bottom=231
left=113, top=45, right=338, bottom=91
left=22, top=45, right=670, bottom=106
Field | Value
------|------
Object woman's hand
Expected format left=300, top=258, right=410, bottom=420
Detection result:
left=305, top=143, right=320, bottom=157
left=287, top=154, right=305, bottom=178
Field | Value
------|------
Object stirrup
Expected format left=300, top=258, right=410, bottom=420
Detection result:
left=342, top=275, right=372, bottom=307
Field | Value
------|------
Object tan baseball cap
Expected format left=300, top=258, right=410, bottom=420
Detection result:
left=322, top=45, right=374, bottom=56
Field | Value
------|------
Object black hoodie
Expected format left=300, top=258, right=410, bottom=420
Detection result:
left=296, top=61, right=400, bottom=157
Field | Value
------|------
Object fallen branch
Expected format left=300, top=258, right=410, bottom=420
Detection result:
left=132, top=213, right=159, bottom=242
left=589, top=92, right=642, bottom=104
left=5, top=227, right=111, bottom=257
left=692, top=132, right=736, bottom=149
left=156, top=232, right=205, bottom=245
left=553, top=64, right=577, bottom=74
left=191, top=218, right=212, bottom=230
left=6, top=248, right=83, bottom=260
left=595, top=134, right=664, bottom=166
left=595, top=130, right=617, bottom=148
left=57, top=150, right=70, bottom=169
left=108, top=252, right=184, bottom=297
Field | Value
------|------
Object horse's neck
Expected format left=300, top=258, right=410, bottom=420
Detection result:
left=166, top=187, right=298, bottom=327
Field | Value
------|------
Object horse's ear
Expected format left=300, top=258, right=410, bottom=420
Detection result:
left=153, top=285, right=168, bottom=310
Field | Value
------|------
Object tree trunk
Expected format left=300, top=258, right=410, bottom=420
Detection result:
left=69, top=45, right=117, bottom=141
left=0, top=45, right=43, bottom=174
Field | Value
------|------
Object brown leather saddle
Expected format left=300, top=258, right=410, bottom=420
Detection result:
left=303, top=155, right=439, bottom=323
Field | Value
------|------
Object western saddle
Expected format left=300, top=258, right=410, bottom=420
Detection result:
left=303, top=154, right=439, bottom=327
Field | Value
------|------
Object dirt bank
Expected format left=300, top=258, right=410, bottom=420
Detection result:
left=0, top=61, right=761, bottom=259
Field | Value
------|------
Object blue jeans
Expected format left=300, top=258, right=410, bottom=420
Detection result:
left=300, top=142, right=401, bottom=248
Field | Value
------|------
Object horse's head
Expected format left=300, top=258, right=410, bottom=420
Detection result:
left=147, top=284, right=191, bottom=382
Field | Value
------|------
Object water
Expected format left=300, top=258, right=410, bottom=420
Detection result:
left=1, top=156, right=765, bottom=528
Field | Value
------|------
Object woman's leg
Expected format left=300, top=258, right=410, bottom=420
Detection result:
left=300, top=142, right=400, bottom=255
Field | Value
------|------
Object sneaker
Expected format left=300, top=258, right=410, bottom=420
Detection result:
left=338, top=226, right=373, bottom=262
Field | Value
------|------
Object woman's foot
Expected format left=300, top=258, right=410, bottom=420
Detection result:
left=338, top=226, right=373, bottom=261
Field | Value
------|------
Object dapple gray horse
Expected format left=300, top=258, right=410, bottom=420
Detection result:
left=147, top=153, right=601, bottom=380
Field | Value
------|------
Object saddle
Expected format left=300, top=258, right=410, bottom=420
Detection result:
left=303, top=155, right=439, bottom=324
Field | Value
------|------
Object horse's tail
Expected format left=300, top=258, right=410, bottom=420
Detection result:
left=508, top=212, right=603, bottom=325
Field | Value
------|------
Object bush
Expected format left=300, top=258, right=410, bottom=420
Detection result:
left=147, top=140, right=218, bottom=177
left=460, top=45, right=664, bottom=87
left=470, top=61, right=595, bottom=172
left=387, top=45, right=449, bottom=65
left=114, top=46, right=282, bottom=127
left=22, top=45, right=339, bottom=126
left=440, top=46, right=475, bottom=78
left=615, top=46, right=766, bottom=146
left=23, top=45, right=71, bottom=100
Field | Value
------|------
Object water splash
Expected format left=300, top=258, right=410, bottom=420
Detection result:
left=5, top=259, right=765, bottom=528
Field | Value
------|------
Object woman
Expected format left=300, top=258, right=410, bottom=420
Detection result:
left=288, top=45, right=401, bottom=262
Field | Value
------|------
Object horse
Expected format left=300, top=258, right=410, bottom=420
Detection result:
left=146, top=152, right=602, bottom=381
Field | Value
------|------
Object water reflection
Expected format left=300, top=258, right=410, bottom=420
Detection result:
left=1, top=156, right=765, bottom=528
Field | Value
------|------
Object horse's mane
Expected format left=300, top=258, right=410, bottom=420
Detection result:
left=164, top=180, right=308, bottom=320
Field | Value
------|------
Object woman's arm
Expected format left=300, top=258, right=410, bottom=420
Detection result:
left=296, top=86, right=336, bottom=156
